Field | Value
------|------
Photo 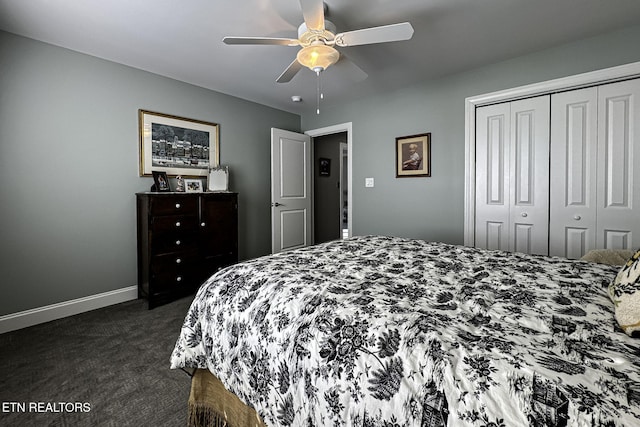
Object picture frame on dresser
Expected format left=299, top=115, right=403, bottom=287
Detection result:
left=396, top=132, right=431, bottom=178
left=152, top=171, right=171, bottom=192
left=184, top=179, right=204, bottom=193
left=208, top=166, right=229, bottom=192
left=139, top=109, right=219, bottom=177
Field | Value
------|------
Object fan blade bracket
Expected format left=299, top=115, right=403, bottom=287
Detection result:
left=334, top=22, right=414, bottom=47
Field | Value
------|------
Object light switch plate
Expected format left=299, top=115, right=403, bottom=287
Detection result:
left=365, top=177, right=374, bottom=187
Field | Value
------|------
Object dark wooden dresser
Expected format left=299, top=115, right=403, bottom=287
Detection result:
left=136, top=192, right=238, bottom=308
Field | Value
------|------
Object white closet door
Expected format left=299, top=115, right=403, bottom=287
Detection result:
left=596, top=79, right=640, bottom=250
left=475, top=96, right=550, bottom=254
left=549, top=88, right=598, bottom=258
left=509, top=97, right=550, bottom=255
left=476, top=103, right=510, bottom=251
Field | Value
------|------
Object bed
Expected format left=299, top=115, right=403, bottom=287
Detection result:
left=170, top=235, right=640, bottom=426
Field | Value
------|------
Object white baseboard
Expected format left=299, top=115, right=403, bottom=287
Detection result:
left=0, top=286, right=138, bottom=334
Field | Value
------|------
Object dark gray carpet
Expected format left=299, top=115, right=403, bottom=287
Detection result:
left=0, top=296, right=195, bottom=426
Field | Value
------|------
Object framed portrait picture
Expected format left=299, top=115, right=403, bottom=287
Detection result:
left=184, top=179, right=204, bottom=193
left=152, top=171, right=171, bottom=192
left=396, top=133, right=431, bottom=178
left=319, top=158, right=331, bottom=176
left=139, top=110, right=219, bottom=177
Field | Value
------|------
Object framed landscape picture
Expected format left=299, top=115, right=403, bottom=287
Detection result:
left=139, top=110, right=219, bottom=177
left=184, top=179, right=204, bottom=193
left=395, top=132, right=431, bottom=178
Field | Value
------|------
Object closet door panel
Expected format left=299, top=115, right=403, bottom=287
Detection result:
left=476, top=103, right=510, bottom=251
left=549, top=88, right=598, bottom=258
left=564, top=228, right=590, bottom=259
left=509, top=97, right=550, bottom=255
left=597, top=79, right=640, bottom=250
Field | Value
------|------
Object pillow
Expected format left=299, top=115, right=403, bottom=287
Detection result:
left=609, top=249, right=640, bottom=337
left=581, top=249, right=634, bottom=266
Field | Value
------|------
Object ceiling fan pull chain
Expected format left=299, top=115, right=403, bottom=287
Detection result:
left=316, top=68, right=321, bottom=114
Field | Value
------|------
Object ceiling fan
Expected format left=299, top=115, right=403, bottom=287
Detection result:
left=222, top=0, right=414, bottom=84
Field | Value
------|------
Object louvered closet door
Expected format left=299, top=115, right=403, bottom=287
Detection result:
left=475, top=96, right=550, bottom=255
left=596, top=79, right=640, bottom=250
left=549, top=88, right=598, bottom=258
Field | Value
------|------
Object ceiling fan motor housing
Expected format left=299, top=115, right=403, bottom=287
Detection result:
left=298, top=20, right=337, bottom=45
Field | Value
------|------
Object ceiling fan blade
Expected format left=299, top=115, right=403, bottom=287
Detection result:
left=335, top=22, right=414, bottom=47
left=335, top=54, right=368, bottom=82
left=299, top=0, right=325, bottom=31
left=223, top=36, right=300, bottom=46
left=276, top=59, right=304, bottom=83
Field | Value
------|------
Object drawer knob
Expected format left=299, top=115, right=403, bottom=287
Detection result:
left=176, top=258, right=182, bottom=264
left=176, top=276, right=182, bottom=282
left=201, top=222, right=206, bottom=227
left=175, top=240, right=181, bottom=246
left=175, top=221, right=181, bottom=227
left=175, top=203, right=181, bottom=209
left=521, top=212, right=528, bottom=218
left=574, top=215, right=581, bottom=220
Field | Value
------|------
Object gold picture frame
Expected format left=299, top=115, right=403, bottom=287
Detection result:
left=139, top=109, right=219, bottom=177
left=396, top=133, right=431, bottom=178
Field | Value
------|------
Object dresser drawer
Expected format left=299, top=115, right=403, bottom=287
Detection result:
left=151, top=215, right=198, bottom=233
left=150, top=270, right=199, bottom=293
left=150, top=251, right=199, bottom=274
left=150, top=233, right=198, bottom=255
left=149, top=196, right=198, bottom=216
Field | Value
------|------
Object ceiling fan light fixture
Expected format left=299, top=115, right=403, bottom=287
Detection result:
left=296, top=44, right=339, bottom=72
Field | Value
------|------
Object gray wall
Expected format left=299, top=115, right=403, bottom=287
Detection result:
left=0, top=31, right=300, bottom=316
left=3, top=24, right=640, bottom=317
left=302, top=24, right=640, bottom=245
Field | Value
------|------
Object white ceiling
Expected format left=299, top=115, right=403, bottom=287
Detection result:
left=2, top=0, right=640, bottom=115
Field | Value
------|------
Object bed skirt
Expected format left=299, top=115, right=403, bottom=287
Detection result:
left=188, top=369, right=266, bottom=427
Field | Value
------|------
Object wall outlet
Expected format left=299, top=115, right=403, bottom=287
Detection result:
left=365, top=177, right=374, bottom=188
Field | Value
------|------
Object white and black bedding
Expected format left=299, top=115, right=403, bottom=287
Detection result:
left=170, top=235, right=640, bottom=426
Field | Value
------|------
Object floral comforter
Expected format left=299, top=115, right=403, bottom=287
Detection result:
left=170, top=236, right=640, bottom=426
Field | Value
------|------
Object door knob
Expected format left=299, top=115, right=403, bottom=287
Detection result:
left=272, top=202, right=283, bottom=207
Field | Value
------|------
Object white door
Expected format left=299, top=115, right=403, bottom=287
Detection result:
left=271, top=128, right=312, bottom=253
left=508, top=96, right=550, bottom=255
left=596, top=79, right=640, bottom=250
left=475, top=96, right=550, bottom=255
left=549, top=87, right=598, bottom=258
left=475, top=102, right=511, bottom=251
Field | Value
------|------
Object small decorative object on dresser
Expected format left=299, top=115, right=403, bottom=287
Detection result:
left=175, top=175, right=185, bottom=192
left=396, top=132, right=431, bottom=177
left=136, top=192, right=238, bottom=308
left=208, top=166, right=229, bottom=192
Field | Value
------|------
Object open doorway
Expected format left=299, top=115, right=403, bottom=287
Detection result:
left=306, top=123, right=352, bottom=244
left=313, top=132, right=348, bottom=243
